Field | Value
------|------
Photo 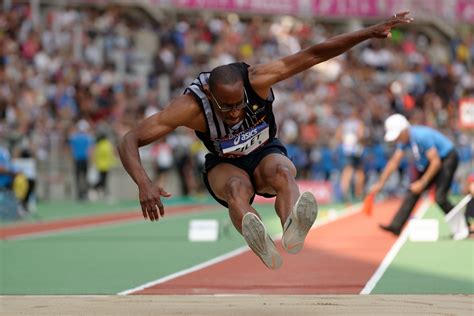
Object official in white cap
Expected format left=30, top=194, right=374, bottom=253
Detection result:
left=383, top=113, right=411, bottom=142
left=369, top=114, right=467, bottom=240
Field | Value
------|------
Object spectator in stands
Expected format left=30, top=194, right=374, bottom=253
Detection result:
left=150, top=138, right=174, bottom=190
left=317, top=141, right=336, bottom=181
left=68, top=119, right=94, bottom=201
left=168, top=130, right=196, bottom=196
left=0, top=3, right=472, bottom=205
left=12, top=137, right=37, bottom=212
left=0, top=143, right=14, bottom=190
left=0, top=143, right=22, bottom=220
left=337, top=109, right=366, bottom=201
left=91, top=132, right=116, bottom=200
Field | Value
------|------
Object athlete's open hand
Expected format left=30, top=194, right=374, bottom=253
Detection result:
left=138, top=182, right=172, bottom=221
left=371, top=11, right=413, bottom=39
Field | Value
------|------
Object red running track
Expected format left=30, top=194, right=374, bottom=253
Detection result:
left=136, top=200, right=403, bottom=294
left=0, top=204, right=212, bottom=240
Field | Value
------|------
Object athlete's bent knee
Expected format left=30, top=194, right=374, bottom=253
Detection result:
left=225, top=177, right=253, bottom=203
left=274, top=164, right=296, bottom=181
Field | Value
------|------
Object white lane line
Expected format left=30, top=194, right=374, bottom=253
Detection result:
left=118, top=203, right=362, bottom=295
left=117, top=246, right=250, bottom=295
left=360, top=198, right=432, bottom=295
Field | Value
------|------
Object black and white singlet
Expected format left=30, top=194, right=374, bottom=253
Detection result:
left=184, top=62, right=277, bottom=158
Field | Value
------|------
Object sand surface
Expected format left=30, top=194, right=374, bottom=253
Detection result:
left=2, top=295, right=473, bottom=315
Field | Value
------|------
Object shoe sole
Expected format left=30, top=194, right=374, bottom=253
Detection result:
left=242, top=213, right=282, bottom=270
left=282, top=191, right=318, bottom=254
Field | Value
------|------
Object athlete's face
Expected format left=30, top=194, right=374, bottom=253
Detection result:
left=209, top=82, right=248, bottom=126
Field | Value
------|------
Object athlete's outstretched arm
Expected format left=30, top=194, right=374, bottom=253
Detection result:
left=249, top=11, right=413, bottom=98
left=117, top=94, right=203, bottom=221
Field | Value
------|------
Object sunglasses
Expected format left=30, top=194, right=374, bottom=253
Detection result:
left=209, top=88, right=249, bottom=112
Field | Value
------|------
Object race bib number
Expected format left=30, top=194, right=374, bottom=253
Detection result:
left=219, top=122, right=270, bottom=156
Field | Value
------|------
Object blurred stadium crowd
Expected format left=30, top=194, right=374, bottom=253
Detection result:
left=0, top=3, right=473, bottom=208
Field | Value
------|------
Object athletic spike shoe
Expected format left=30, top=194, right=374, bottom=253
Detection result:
left=242, top=212, right=282, bottom=270
left=281, top=191, right=318, bottom=254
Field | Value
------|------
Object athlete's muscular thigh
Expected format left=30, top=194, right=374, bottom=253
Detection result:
left=253, top=153, right=297, bottom=195
left=207, top=163, right=254, bottom=202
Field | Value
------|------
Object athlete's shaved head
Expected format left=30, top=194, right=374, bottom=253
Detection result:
left=209, top=65, right=242, bottom=92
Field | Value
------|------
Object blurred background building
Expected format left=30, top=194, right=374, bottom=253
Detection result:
left=0, top=0, right=472, bottom=204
